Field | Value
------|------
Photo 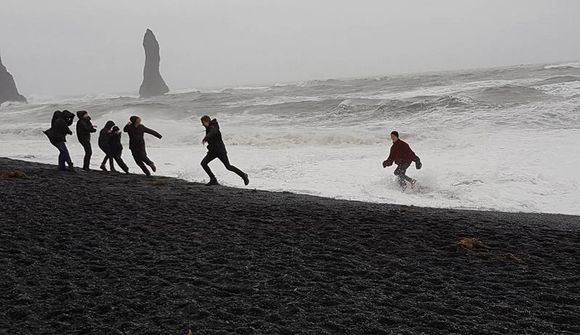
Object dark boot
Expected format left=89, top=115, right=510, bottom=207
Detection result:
left=205, top=179, right=219, bottom=186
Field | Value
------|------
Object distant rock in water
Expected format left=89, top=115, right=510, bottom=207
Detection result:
left=139, top=29, right=169, bottom=98
left=0, top=54, right=27, bottom=105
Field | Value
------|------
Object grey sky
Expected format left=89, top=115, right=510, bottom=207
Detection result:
left=1, top=0, right=579, bottom=96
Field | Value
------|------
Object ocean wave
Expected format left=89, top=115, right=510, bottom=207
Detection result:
left=544, top=62, right=580, bottom=70
left=370, top=95, right=473, bottom=115
left=222, top=129, right=385, bottom=146
left=0, top=126, right=48, bottom=138
left=470, top=85, right=549, bottom=105
left=535, top=76, right=580, bottom=86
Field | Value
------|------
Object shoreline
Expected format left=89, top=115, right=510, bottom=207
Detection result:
left=1, top=157, right=579, bottom=334
left=3, top=154, right=579, bottom=217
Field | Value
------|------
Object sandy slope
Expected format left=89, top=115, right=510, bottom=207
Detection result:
left=0, top=158, right=579, bottom=334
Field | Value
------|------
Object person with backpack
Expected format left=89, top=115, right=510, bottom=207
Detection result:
left=44, top=110, right=76, bottom=172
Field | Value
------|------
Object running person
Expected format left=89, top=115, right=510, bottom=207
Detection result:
left=123, top=116, right=162, bottom=176
left=200, top=115, right=249, bottom=186
left=383, top=131, right=422, bottom=189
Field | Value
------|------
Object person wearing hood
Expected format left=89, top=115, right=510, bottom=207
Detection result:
left=44, top=110, right=75, bottom=172
left=200, top=115, right=249, bottom=186
left=382, top=131, right=422, bottom=190
left=123, top=116, right=162, bottom=176
left=98, top=120, right=116, bottom=172
left=108, top=126, right=129, bottom=173
left=76, top=110, right=96, bottom=171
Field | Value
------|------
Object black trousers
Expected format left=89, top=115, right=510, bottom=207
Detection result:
left=131, top=147, right=154, bottom=176
left=79, top=140, right=92, bottom=170
left=112, top=153, right=129, bottom=173
left=394, top=162, right=413, bottom=187
left=101, top=155, right=115, bottom=171
left=201, top=151, right=245, bottom=181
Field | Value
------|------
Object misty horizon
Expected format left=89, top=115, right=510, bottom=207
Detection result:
left=2, top=0, right=580, bottom=96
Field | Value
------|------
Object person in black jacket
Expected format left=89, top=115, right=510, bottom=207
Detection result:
left=44, top=110, right=75, bottom=171
left=123, top=116, right=162, bottom=176
left=200, top=115, right=249, bottom=186
left=98, top=120, right=116, bottom=172
left=76, top=110, right=96, bottom=170
left=108, top=126, right=129, bottom=173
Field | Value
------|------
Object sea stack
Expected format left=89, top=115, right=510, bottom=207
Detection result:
left=0, top=54, right=27, bottom=105
left=139, top=29, right=169, bottom=98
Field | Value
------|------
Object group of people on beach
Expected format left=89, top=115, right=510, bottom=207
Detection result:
left=44, top=110, right=162, bottom=176
left=43, top=111, right=251, bottom=186
left=44, top=111, right=420, bottom=189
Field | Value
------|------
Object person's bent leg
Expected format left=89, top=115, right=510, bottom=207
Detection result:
left=108, top=154, right=117, bottom=172
left=394, top=164, right=408, bottom=188
left=218, top=152, right=249, bottom=185
left=201, top=152, right=218, bottom=182
left=132, top=150, right=150, bottom=176
left=399, top=163, right=414, bottom=182
left=114, top=155, right=129, bottom=173
left=100, top=156, right=109, bottom=171
left=56, top=142, right=74, bottom=171
left=54, top=143, right=66, bottom=170
left=140, top=150, right=156, bottom=172
left=218, top=152, right=245, bottom=178
left=60, top=143, right=73, bottom=167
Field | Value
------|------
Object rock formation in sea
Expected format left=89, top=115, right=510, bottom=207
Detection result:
left=139, top=29, right=169, bottom=98
left=0, top=54, right=27, bottom=105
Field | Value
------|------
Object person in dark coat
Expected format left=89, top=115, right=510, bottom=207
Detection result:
left=44, top=110, right=75, bottom=171
left=383, top=131, right=422, bottom=189
left=108, top=126, right=129, bottom=173
left=76, top=110, right=96, bottom=170
left=123, top=116, right=162, bottom=176
left=200, top=115, right=249, bottom=186
left=98, top=120, right=116, bottom=172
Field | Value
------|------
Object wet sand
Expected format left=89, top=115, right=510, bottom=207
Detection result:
left=0, top=158, right=579, bottom=334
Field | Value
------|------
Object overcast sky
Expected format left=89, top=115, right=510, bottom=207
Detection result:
left=1, top=0, right=579, bottom=96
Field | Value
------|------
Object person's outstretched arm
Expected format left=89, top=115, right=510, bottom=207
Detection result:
left=383, top=146, right=394, bottom=167
left=143, top=126, right=162, bottom=139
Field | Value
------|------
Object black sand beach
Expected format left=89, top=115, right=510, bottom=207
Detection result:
left=0, top=158, right=578, bottom=334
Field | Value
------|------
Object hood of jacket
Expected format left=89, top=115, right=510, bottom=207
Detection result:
left=209, top=119, right=219, bottom=129
left=61, top=110, right=75, bottom=126
left=104, top=120, right=115, bottom=130
left=76, top=110, right=89, bottom=119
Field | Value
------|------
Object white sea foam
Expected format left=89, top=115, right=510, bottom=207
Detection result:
left=1, top=64, right=579, bottom=215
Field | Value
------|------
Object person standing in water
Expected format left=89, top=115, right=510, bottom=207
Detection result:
left=98, top=120, right=116, bottom=172
left=44, top=110, right=76, bottom=172
left=123, top=116, right=162, bottom=176
left=200, top=115, right=249, bottom=186
left=383, top=131, right=422, bottom=189
left=76, top=111, right=96, bottom=171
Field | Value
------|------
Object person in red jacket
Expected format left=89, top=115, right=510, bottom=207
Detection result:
left=382, top=131, right=422, bottom=189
